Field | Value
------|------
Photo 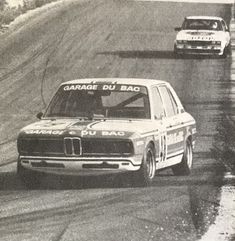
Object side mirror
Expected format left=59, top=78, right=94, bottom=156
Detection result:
left=154, top=112, right=165, bottom=120
left=174, top=27, right=181, bottom=32
left=36, top=112, right=43, bottom=119
left=160, top=112, right=165, bottom=120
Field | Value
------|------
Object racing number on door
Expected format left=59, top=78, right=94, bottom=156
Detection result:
left=160, top=133, right=167, bottom=162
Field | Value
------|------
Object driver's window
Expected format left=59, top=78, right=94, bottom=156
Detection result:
left=158, top=86, right=178, bottom=117
left=152, top=87, right=165, bottom=119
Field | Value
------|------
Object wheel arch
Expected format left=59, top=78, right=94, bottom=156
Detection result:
left=184, top=134, right=193, bottom=150
left=145, top=140, right=156, bottom=159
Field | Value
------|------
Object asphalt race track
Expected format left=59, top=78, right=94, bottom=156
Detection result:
left=0, top=1, right=234, bottom=240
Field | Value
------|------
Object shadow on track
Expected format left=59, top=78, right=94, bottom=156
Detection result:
left=0, top=164, right=225, bottom=191
left=97, top=50, right=175, bottom=59
left=97, top=50, right=222, bottom=60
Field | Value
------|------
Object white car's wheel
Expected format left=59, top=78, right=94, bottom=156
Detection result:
left=132, top=144, right=156, bottom=186
left=227, top=42, right=231, bottom=55
left=219, top=44, right=229, bottom=58
left=174, top=45, right=180, bottom=58
left=172, top=139, right=193, bottom=176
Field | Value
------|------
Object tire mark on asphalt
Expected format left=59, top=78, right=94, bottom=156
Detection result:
left=52, top=223, right=70, bottom=241
left=0, top=187, right=189, bottom=241
left=40, top=10, right=72, bottom=108
left=0, top=42, right=54, bottom=82
left=0, top=1, right=107, bottom=171
left=0, top=190, right=131, bottom=227
left=0, top=158, right=16, bottom=168
left=0, top=138, right=15, bottom=146
left=0, top=172, right=224, bottom=240
left=51, top=188, right=198, bottom=241
left=0, top=1, right=106, bottom=147
left=0, top=187, right=182, bottom=224
left=0, top=3, right=101, bottom=153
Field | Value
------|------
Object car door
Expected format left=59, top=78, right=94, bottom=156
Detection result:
left=152, top=86, right=167, bottom=164
left=221, top=20, right=230, bottom=45
left=158, top=85, right=184, bottom=163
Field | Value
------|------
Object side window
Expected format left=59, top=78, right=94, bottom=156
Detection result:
left=152, top=87, right=165, bottom=119
left=158, top=86, right=178, bottom=117
left=168, top=89, right=178, bottom=114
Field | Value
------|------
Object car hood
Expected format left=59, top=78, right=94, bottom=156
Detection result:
left=19, top=118, right=159, bottom=139
left=176, top=30, right=223, bottom=41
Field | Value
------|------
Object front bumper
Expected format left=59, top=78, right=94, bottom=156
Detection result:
left=19, top=155, right=142, bottom=176
left=175, top=43, right=222, bottom=55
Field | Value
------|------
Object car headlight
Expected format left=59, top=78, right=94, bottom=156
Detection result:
left=212, top=41, right=221, bottom=45
left=177, top=40, right=187, bottom=44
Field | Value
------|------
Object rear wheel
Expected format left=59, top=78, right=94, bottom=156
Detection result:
left=227, top=43, right=232, bottom=55
left=172, top=139, right=193, bottom=176
left=17, top=158, right=43, bottom=189
left=132, top=144, right=156, bottom=186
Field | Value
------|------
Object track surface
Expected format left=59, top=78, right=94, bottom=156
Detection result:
left=0, top=1, right=233, bottom=240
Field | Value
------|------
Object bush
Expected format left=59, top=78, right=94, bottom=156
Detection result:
left=0, top=0, right=59, bottom=28
left=0, top=7, right=22, bottom=26
left=35, top=0, right=45, bottom=8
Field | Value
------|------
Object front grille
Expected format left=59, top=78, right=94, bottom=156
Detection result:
left=18, top=138, right=64, bottom=156
left=187, top=40, right=212, bottom=46
left=182, top=49, right=220, bottom=54
left=82, top=139, right=133, bottom=156
left=64, top=137, right=81, bottom=156
left=18, top=137, right=133, bottom=157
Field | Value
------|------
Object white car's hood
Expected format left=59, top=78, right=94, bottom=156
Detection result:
left=20, top=118, right=160, bottom=139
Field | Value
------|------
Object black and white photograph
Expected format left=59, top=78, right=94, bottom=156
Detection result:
left=0, top=0, right=234, bottom=240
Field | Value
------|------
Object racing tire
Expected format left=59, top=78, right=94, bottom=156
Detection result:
left=172, top=139, right=193, bottom=176
left=173, top=45, right=184, bottom=59
left=174, top=51, right=184, bottom=59
left=173, top=45, right=180, bottom=58
left=17, top=158, right=43, bottom=189
left=227, top=43, right=232, bottom=55
left=132, top=144, right=156, bottom=186
left=219, top=46, right=228, bottom=59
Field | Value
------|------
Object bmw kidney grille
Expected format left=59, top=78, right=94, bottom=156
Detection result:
left=64, top=137, right=82, bottom=156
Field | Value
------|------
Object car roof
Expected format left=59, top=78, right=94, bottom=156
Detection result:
left=61, top=78, right=168, bottom=88
left=186, top=16, right=223, bottom=21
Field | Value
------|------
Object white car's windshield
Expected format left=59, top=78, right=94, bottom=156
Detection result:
left=45, top=84, right=150, bottom=119
left=182, top=19, right=222, bottom=31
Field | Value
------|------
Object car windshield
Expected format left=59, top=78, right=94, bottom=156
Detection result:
left=44, top=83, right=150, bottom=119
left=182, top=19, right=222, bottom=31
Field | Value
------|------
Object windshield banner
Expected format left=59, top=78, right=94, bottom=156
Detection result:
left=63, top=84, right=145, bottom=92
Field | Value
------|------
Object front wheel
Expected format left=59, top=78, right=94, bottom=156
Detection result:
left=132, top=144, right=156, bottom=186
left=174, top=45, right=180, bottom=58
left=172, top=139, right=193, bottom=176
left=219, top=45, right=229, bottom=59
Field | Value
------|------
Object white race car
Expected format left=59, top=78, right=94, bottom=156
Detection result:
left=174, top=16, right=230, bottom=57
left=17, top=78, right=196, bottom=187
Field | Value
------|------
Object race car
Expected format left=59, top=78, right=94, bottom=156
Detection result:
left=174, top=16, right=230, bottom=57
left=17, top=78, right=196, bottom=187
